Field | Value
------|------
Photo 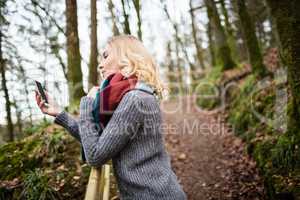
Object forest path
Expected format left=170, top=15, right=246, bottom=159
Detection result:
left=161, top=96, right=266, bottom=200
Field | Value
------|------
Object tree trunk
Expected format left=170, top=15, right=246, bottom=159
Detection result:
left=19, top=63, right=33, bottom=125
left=220, top=0, right=239, bottom=61
left=189, top=0, right=205, bottom=69
left=132, top=0, right=142, bottom=40
left=12, top=98, right=23, bottom=134
left=204, top=0, right=236, bottom=70
left=220, top=0, right=233, bottom=37
left=266, top=0, right=300, bottom=133
left=88, top=0, right=98, bottom=89
left=121, top=0, right=131, bottom=34
left=166, top=42, right=177, bottom=95
left=0, top=32, right=14, bottom=142
left=207, top=19, right=216, bottom=67
left=161, top=1, right=185, bottom=93
left=233, top=0, right=267, bottom=77
left=174, top=35, right=185, bottom=94
left=246, top=0, right=269, bottom=49
left=108, top=0, right=120, bottom=36
left=65, top=0, right=85, bottom=105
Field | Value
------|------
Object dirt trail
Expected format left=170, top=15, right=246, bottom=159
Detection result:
left=161, top=96, right=266, bottom=200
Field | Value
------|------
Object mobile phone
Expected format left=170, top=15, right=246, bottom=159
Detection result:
left=35, top=80, right=48, bottom=104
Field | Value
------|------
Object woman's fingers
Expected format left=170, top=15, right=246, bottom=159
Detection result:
left=35, top=90, right=42, bottom=105
left=35, top=90, right=52, bottom=115
left=44, top=90, right=56, bottom=106
left=44, top=90, right=50, bottom=100
left=39, top=99, right=46, bottom=109
left=38, top=99, right=44, bottom=108
left=40, top=101, right=49, bottom=113
left=35, top=90, right=39, bottom=102
left=35, top=91, right=38, bottom=103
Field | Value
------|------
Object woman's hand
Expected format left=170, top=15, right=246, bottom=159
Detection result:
left=87, top=86, right=99, bottom=99
left=35, top=90, right=62, bottom=117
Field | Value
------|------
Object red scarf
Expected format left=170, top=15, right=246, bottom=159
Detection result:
left=81, top=72, right=138, bottom=162
left=97, top=72, right=138, bottom=127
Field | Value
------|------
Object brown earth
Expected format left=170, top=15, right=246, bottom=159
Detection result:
left=161, top=96, right=266, bottom=200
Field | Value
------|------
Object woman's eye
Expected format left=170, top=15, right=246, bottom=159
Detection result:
left=103, top=52, right=108, bottom=59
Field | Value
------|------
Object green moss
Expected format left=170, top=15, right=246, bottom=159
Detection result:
left=0, top=121, right=91, bottom=199
left=195, top=66, right=223, bottom=110
left=227, top=74, right=300, bottom=198
left=0, top=137, right=43, bottom=180
left=271, top=135, right=300, bottom=172
left=253, top=140, right=274, bottom=171
left=21, top=169, right=60, bottom=200
left=24, top=120, right=51, bottom=136
left=196, top=81, right=221, bottom=110
left=0, top=123, right=72, bottom=180
left=217, top=45, right=236, bottom=70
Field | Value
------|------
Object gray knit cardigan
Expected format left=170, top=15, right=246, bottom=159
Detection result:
left=54, top=89, right=187, bottom=200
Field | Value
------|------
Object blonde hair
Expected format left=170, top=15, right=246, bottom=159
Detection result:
left=106, top=35, right=167, bottom=100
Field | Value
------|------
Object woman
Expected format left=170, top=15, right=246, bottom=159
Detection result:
left=35, top=35, right=187, bottom=200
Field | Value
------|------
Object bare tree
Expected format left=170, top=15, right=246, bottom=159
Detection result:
left=233, top=0, right=267, bottom=77
left=132, top=0, right=142, bottom=40
left=165, top=42, right=178, bottom=94
left=108, top=0, right=120, bottom=36
left=266, top=0, right=300, bottom=133
left=88, top=0, right=98, bottom=89
left=161, top=1, right=186, bottom=92
left=29, top=0, right=68, bottom=80
left=0, top=37, right=14, bottom=141
left=121, top=0, right=131, bottom=34
left=220, top=0, right=234, bottom=37
left=207, top=19, right=216, bottom=67
left=204, top=0, right=236, bottom=70
left=189, top=0, right=205, bottom=69
left=65, top=0, right=85, bottom=104
left=0, top=0, right=14, bottom=141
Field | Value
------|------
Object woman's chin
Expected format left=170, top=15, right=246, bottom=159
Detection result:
left=100, top=72, right=108, bottom=79
left=104, top=72, right=116, bottom=78
left=103, top=73, right=110, bottom=79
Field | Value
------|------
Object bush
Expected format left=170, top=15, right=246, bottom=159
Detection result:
left=195, top=66, right=223, bottom=110
left=227, top=74, right=300, bottom=198
left=21, top=169, right=61, bottom=200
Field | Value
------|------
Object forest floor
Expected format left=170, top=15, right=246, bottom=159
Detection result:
left=162, top=96, right=266, bottom=200
left=0, top=94, right=269, bottom=200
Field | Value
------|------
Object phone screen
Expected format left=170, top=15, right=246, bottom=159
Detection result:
left=35, top=81, right=48, bottom=104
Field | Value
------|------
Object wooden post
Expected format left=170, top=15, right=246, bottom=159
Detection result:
left=84, top=167, right=102, bottom=200
left=84, top=164, right=111, bottom=200
left=102, top=164, right=110, bottom=200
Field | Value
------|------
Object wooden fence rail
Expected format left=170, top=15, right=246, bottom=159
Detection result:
left=84, top=164, right=111, bottom=200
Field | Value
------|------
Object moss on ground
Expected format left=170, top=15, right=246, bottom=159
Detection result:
left=226, top=75, right=300, bottom=199
left=0, top=121, right=118, bottom=199
left=195, top=66, right=223, bottom=110
left=196, top=67, right=300, bottom=199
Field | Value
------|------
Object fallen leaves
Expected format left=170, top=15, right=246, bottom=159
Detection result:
left=162, top=97, right=266, bottom=200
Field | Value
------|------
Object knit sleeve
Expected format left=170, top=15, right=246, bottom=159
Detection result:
left=54, top=111, right=81, bottom=142
left=78, top=92, right=144, bottom=167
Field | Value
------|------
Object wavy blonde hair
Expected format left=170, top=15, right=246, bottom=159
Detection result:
left=106, top=35, right=167, bottom=99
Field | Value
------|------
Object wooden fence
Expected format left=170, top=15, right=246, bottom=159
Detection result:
left=84, top=164, right=111, bottom=200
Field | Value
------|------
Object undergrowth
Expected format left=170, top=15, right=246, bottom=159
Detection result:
left=197, top=68, right=300, bottom=199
